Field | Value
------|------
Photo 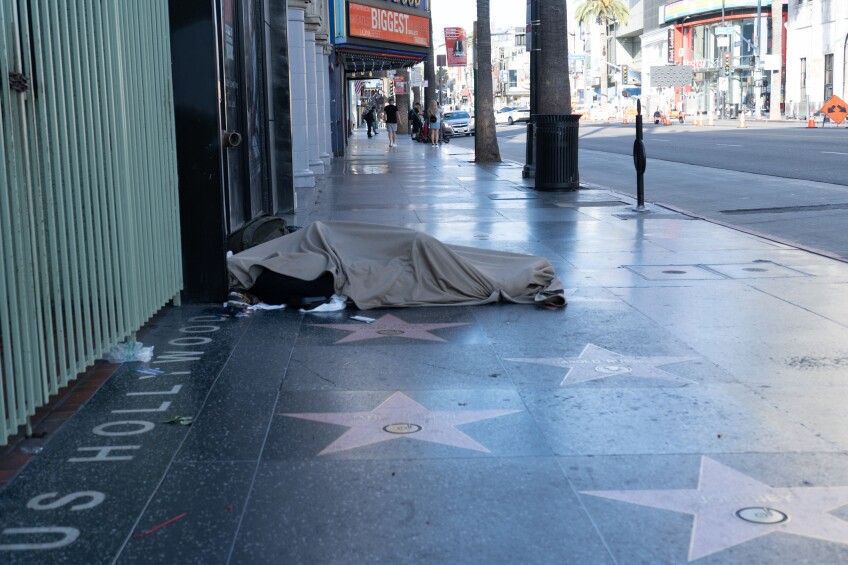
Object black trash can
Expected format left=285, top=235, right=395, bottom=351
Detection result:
left=534, top=114, right=580, bottom=191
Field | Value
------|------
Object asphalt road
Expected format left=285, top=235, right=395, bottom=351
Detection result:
left=449, top=120, right=848, bottom=259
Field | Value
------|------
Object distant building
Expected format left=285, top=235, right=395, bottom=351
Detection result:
left=785, top=1, right=848, bottom=119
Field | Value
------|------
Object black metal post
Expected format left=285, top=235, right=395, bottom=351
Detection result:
left=522, top=0, right=538, bottom=179
left=633, top=99, right=648, bottom=212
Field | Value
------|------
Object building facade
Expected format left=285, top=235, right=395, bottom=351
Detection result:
left=785, top=0, right=848, bottom=119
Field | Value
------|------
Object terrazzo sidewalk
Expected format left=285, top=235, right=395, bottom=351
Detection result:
left=2, top=129, right=848, bottom=564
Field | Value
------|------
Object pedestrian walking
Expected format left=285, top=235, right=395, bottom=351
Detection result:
left=383, top=98, right=400, bottom=147
left=363, top=106, right=376, bottom=138
left=428, top=100, right=443, bottom=146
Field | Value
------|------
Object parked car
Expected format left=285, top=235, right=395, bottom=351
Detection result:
left=442, top=111, right=474, bottom=137
left=495, top=106, right=530, bottom=125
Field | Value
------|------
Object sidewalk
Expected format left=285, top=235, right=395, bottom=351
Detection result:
left=3, top=127, right=848, bottom=563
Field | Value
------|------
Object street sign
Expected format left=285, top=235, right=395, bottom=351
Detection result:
left=714, top=26, right=733, bottom=35
left=820, top=95, right=848, bottom=125
left=718, top=77, right=728, bottom=91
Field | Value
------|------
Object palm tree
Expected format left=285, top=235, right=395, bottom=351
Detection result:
left=575, top=0, right=630, bottom=107
left=537, top=1, right=571, bottom=114
left=769, top=0, right=782, bottom=120
left=474, top=0, right=501, bottom=162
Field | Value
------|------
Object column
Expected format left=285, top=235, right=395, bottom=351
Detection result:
left=315, top=40, right=331, bottom=166
left=304, top=28, right=324, bottom=174
left=286, top=2, right=314, bottom=187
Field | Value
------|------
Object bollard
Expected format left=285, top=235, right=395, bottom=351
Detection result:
left=632, top=100, right=648, bottom=213
left=738, top=112, right=747, bottom=128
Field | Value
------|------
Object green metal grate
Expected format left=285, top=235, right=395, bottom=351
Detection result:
left=0, top=0, right=182, bottom=445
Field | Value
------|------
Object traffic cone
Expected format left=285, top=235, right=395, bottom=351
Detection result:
left=738, top=113, right=747, bottom=128
left=807, top=116, right=816, bottom=128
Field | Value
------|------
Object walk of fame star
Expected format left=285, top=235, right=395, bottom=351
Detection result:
left=507, top=343, right=697, bottom=386
left=310, top=313, right=469, bottom=344
left=280, top=392, right=520, bottom=455
left=581, top=456, right=848, bottom=561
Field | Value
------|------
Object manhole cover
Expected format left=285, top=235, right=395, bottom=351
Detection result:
left=742, top=268, right=768, bottom=272
left=662, top=270, right=688, bottom=275
left=383, top=423, right=421, bottom=434
left=377, top=329, right=405, bottom=336
left=595, top=365, right=632, bottom=374
left=735, top=507, right=789, bottom=524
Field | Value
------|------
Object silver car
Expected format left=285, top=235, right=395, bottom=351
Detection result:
left=442, top=111, right=474, bottom=137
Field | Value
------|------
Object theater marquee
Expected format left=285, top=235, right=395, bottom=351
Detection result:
left=348, top=1, right=430, bottom=47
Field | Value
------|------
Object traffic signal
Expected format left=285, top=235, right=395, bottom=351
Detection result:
left=724, top=53, right=731, bottom=76
left=622, top=65, right=628, bottom=85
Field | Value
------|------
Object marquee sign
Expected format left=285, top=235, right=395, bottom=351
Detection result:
left=662, top=0, right=785, bottom=23
left=348, top=2, right=430, bottom=47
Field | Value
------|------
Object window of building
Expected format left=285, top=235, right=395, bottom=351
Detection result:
left=508, top=70, right=518, bottom=89
left=515, top=34, right=525, bottom=47
left=800, top=57, right=807, bottom=107
left=824, top=53, right=833, bottom=100
left=844, top=37, right=848, bottom=100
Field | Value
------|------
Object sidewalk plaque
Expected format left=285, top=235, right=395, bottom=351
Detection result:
left=820, top=95, right=848, bottom=125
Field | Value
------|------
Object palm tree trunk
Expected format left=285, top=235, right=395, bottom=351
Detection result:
left=474, top=0, right=500, bottom=162
left=425, top=18, right=436, bottom=112
left=769, top=0, right=782, bottom=120
left=537, top=0, right=571, bottom=114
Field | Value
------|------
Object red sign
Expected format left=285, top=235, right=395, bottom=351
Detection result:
left=348, top=3, right=430, bottom=47
left=820, top=95, right=848, bottom=125
left=393, top=76, right=407, bottom=95
left=444, top=27, right=467, bottom=67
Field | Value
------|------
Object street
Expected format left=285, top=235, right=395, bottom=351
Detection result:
left=451, top=121, right=848, bottom=259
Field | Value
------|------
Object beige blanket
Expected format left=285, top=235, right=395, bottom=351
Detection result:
left=227, top=221, right=565, bottom=309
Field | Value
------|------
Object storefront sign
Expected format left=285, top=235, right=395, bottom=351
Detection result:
left=348, top=2, right=430, bottom=47
left=444, top=27, right=467, bottom=67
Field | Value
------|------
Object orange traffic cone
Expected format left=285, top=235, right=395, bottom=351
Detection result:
left=807, top=116, right=816, bottom=128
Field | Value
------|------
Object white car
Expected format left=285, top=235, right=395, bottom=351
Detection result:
left=495, top=106, right=530, bottom=125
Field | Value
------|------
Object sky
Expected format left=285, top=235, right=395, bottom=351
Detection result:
left=430, top=0, right=528, bottom=47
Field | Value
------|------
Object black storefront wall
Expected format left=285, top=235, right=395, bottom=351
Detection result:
left=169, top=0, right=293, bottom=303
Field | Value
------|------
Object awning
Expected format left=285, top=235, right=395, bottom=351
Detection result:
left=338, top=46, right=424, bottom=73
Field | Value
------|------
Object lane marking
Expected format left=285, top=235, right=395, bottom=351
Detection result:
left=822, top=151, right=848, bottom=155
left=716, top=143, right=742, bottom=147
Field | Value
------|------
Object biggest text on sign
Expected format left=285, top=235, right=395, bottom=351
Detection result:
left=348, top=3, right=430, bottom=47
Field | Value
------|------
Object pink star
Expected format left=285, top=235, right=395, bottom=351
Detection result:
left=310, top=314, right=469, bottom=344
left=280, top=392, right=520, bottom=455
left=507, top=344, right=697, bottom=386
left=582, top=457, right=848, bottom=561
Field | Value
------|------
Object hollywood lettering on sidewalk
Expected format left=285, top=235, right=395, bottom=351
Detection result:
left=0, top=314, right=228, bottom=554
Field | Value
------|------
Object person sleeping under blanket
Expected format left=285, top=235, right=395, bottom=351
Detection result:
left=226, top=221, right=566, bottom=311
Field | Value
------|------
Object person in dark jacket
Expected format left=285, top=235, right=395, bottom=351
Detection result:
left=408, top=102, right=423, bottom=139
left=363, top=106, right=377, bottom=137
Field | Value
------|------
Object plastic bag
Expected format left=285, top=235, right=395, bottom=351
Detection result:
left=104, top=341, right=154, bottom=363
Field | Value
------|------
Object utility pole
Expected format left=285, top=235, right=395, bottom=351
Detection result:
left=754, top=0, right=762, bottom=119
left=769, top=0, right=782, bottom=120
left=720, top=0, right=726, bottom=119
